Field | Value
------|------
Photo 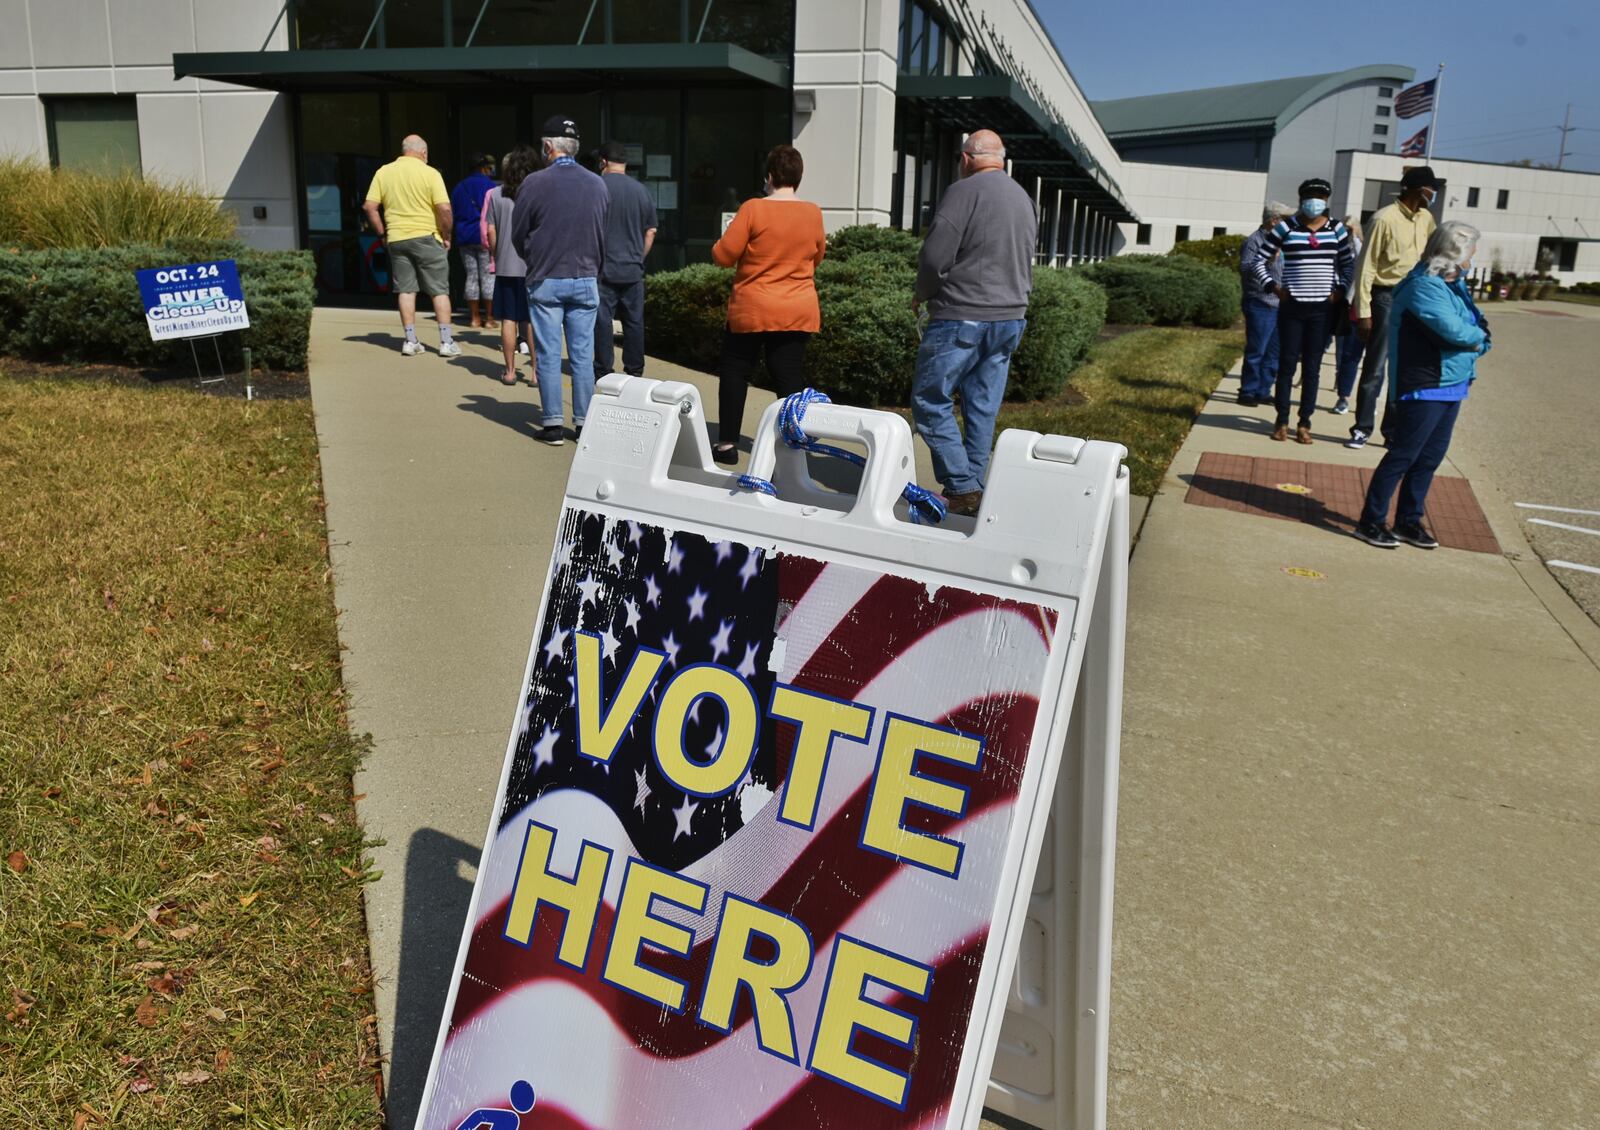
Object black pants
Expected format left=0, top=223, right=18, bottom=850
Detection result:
left=1361, top=398, right=1461, bottom=528
left=1352, top=285, right=1396, bottom=440
left=1275, top=297, right=1335, bottom=428
left=717, top=330, right=809, bottom=446
left=595, top=278, right=645, bottom=379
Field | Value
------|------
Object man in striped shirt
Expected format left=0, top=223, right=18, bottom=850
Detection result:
left=1246, top=177, right=1355, bottom=443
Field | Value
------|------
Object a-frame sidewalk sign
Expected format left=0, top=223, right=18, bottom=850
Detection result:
left=415, top=375, right=1127, bottom=1130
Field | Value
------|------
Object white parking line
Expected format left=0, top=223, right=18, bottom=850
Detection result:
left=1549, top=560, right=1600, bottom=577
left=1527, top=518, right=1600, bottom=538
left=1516, top=502, right=1600, bottom=517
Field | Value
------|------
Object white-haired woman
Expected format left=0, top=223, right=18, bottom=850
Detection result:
left=1354, top=221, right=1489, bottom=549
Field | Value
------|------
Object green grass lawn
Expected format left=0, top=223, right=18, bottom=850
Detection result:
left=999, top=326, right=1244, bottom=496
left=1547, top=291, right=1600, bottom=307
left=0, top=374, right=382, bottom=1128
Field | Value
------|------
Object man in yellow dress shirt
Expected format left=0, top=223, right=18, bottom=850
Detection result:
left=1346, top=165, right=1439, bottom=449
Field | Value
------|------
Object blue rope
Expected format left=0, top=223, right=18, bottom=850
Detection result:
left=733, top=389, right=947, bottom=524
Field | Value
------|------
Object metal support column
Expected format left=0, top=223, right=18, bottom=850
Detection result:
left=1048, top=188, right=1063, bottom=268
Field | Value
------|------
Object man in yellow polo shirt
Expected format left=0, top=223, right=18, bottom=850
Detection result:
left=1346, top=165, right=1438, bottom=448
left=362, top=134, right=461, bottom=357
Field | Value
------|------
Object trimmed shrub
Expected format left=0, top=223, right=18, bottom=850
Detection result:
left=640, top=262, right=734, bottom=374
left=825, top=224, right=922, bottom=268
left=0, top=157, right=236, bottom=249
left=811, top=255, right=920, bottom=406
left=0, top=241, right=314, bottom=370
left=1078, top=254, right=1239, bottom=328
left=1010, top=268, right=1108, bottom=400
left=1170, top=233, right=1245, bottom=271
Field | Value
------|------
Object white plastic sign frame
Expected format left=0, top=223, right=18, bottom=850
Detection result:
left=415, top=375, right=1126, bottom=1130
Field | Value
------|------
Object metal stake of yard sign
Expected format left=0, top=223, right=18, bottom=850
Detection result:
left=186, top=332, right=228, bottom=387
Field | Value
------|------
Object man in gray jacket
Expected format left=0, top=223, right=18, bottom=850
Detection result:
left=911, top=129, right=1037, bottom=516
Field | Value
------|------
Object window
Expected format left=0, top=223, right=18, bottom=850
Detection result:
left=898, top=0, right=954, bottom=76
left=45, top=96, right=141, bottom=174
left=1371, top=143, right=1386, bottom=153
left=1213, top=226, right=1228, bottom=238
left=1135, top=224, right=1151, bottom=245
left=1378, top=86, right=1394, bottom=98
left=1467, top=187, right=1479, bottom=207
left=1376, top=105, right=1391, bottom=117
left=1174, top=225, right=1190, bottom=242
left=1374, top=124, right=1389, bottom=136
left=1497, top=189, right=1510, bottom=210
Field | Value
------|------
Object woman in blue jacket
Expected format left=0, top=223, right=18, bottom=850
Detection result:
left=1354, top=221, right=1488, bottom=549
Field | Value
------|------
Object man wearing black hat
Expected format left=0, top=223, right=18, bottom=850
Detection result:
left=1347, top=165, right=1439, bottom=449
left=1246, top=177, right=1355, bottom=444
left=510, top=114, right=610, bottom=445
left=594, top=141, right=658, bottom=384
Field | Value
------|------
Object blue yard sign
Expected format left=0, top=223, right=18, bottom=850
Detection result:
left=135, top=260, right=250, bottom=341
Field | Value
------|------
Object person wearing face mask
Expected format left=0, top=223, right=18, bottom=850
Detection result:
left=1247, top=177, right=1355, bottom=444
left=1353, top=221, right=1488, bottom=549
left=1347, top=165, right=1440, bottom=450
left=708, top=144, right=826, bottom=465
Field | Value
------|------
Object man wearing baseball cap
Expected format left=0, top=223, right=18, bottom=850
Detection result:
left=1347, top=165, right=1440, bottom=449
left=510, top=114, right=610, bottom=445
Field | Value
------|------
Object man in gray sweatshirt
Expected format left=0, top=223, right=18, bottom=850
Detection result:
left=911, top=129, right=1037, bottom=516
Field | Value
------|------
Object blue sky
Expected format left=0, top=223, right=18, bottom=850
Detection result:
left=1037, top=0, right=1600, bottom=173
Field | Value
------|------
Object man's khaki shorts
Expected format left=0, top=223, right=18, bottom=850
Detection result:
left=388, top=234, right=449, bottom=296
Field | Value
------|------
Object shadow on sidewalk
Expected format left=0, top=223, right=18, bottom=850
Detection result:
left=456, top=394, right=545, bottom=440
left=385, top=827, right=480, bottom=1130
left=1177, top=469, right=1349, bottom=536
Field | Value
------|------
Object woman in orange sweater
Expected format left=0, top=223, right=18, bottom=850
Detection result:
left=709, top=144, right=826, bottom=464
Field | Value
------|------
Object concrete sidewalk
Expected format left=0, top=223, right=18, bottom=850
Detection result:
left=1108, top=328, right=1600, bottom=1125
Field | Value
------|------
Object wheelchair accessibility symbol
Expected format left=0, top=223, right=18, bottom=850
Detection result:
left=453, top=1079, right=536, bottom=1129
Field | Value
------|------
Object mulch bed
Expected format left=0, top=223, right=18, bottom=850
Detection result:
left=0, top=356, right=310, bottom=400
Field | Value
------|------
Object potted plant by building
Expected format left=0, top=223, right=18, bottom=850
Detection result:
left=1537, top=277, right=1558, bottom=300
left=1512, top=274, right=1532, bottom=300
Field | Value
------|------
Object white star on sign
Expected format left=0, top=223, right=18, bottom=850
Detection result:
left=687, top=586, right=708, bottom=622
left=542, top=626, right=569, bottom=665
left=576, top=571, right=602, bottom=608
left=709, top=619, right=734, bottom=665
left=633, top=767, right=651, bottom=816
left=626, top=521, right=643, bottom=546
left=532, top=724, right=560, bottom=771
left=603, top=537, right=625, bottom=571
left=713, top=540, right=733, bottom=564
left=644, top=574, right=662, bottom=607
left=662, top=630, right=681, bottom=668
left=672, top=794, right=699, bottom=841
left=600, top=625, right=621, bottom=663
left=736, top=641, right=760, bottom=680
left=739, top=548, right=762, bottom=590
left=667, top=541, right=685, bottom=574
left=622, top=598, right=642, bottom=635
left=706, top=724, right=724, bottom=758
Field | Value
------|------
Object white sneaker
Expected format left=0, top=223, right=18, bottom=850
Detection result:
left=401, top=339, right=426, bottom=356
left=437, top=340, right=463, bottom=357
left=518, top=340, right=530, bottom=355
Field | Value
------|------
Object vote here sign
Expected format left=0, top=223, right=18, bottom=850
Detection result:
left=135, top=260, right=249, bottom=341
left=418, top=507, right=1067, bottom=1129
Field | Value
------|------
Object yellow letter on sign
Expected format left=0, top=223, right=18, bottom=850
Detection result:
left=653, top=663, right=760, bottom=796
left=769, top=684, right=873, bottom=831
left=699, top=894, right=814, bottom=1063
left=502, top=821, right=612, bottom=971
left=601, top=858, right=709, bottom=1012
left=861, top=715, right=983, bottom=877
left=575, top=632, right=664, bottom=766
left=807, top=934, right=933, bottom=1109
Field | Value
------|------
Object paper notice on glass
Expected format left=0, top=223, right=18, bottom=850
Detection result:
left=623, top=143, right=645, bottom=167
left=646, top=154, right=672, bottom=179
left=655, top=181, right=679, bottom=211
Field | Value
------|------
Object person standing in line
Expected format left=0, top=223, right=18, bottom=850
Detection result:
left=1238, top=201, right=1293, bottom=407
left=1353, top=222, right=1488, bottom=549
left=910, top=129, right=1037, bottom=516
left=451, top=152, right=499, bottom=329
left=484, top=146, right=539, bottom=385
left=1348, top=165, right=1439, bottom=449
left=1331, top=215, right=1365, bottom=414
left=510, top=114, right=610, bottom=446
left=594, top=140, right=658, bottom=383
left=1247, top=177, right=1354, bottom=444
left=709, top=144, right=826, bottom=465
left=361, top=134, right=461, bottom=357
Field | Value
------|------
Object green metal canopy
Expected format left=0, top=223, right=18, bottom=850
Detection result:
left=896, top=73, right=1134, bottom=221
left=173, top=43, right=790, bottom=92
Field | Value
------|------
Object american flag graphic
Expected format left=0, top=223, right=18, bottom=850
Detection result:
left=1394, top=78, right=1436, bottom=120
left=420, top=509, right=1061, bottom=1129
left=1398, top=127, right=1428, bottom=158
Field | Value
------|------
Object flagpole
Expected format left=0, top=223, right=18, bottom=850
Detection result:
left=1424, top=62, right=1443, bottom=161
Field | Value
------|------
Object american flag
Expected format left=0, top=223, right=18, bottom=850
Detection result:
left=420, top=508, right=1061, bottom=1129
left=1394, top=78, right=1436, bottom=120
left=1398, top=127, right=1428, bottom=158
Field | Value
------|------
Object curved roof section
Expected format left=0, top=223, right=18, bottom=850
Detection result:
left=1092, top=64, right=1415, bottom=139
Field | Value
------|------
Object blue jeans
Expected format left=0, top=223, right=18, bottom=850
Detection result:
left=1334, top=330, right=1364, bottom=399
left=527, top=277, right=599, bottom=427
left=911, top=318, right=1026, bottom=495
left=1240, top=298, right=1279, bottom=399
left=1361, top=398, right=1462, bottom=528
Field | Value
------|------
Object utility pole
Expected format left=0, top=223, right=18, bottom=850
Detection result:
left=1557, top=103, right=1573, bottom=169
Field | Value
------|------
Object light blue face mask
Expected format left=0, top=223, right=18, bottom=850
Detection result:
left=1301, top=198, right=1328, bottom=218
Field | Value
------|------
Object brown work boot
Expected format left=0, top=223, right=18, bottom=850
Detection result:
left=943, top=489, right=983, bottom=517
left=1271, top=424, right=1289, bottom=442
left=1295, top=423, right=1314, bottom=445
